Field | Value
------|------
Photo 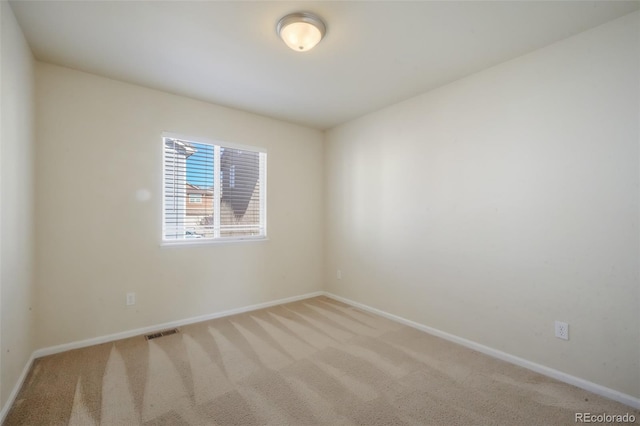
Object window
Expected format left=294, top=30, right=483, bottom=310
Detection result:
left=188, top=194, right=202, bottom=203
left=163, top=135, right=267, bottom=243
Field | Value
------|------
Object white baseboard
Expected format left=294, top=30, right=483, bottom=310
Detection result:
left=0, top=353, right=35, bottom=425
left=0, top=291, right=323, bottom=422
left=323, top=291, right=640, bottom=410
left=34, top=291, right=324, bottom=358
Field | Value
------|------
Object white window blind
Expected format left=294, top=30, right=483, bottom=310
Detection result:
left=163, top=136, right=267, bottom=243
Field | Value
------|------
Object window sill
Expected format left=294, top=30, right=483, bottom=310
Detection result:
left=161, top=236, right=268, bottom=247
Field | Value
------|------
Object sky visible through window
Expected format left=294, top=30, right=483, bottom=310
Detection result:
left=186, top=142, right=214, bottom=187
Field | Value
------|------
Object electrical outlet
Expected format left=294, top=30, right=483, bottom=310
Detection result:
left=337, top=270, right=342, bottom=280
left=554, top=320, right=569, bottom=340
left=126, top=292, right=136, bottom=306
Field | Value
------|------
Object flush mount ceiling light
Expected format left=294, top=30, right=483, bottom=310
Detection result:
left=277, top=12, right=326, bottom=52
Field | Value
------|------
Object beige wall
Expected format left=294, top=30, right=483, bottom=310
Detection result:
left=325, top=11, right=640, bottom=398
left=0, top=0, right=36, bottom=408
left=35, top=63, right=324, bottom=348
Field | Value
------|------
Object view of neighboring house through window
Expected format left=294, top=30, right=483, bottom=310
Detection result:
left=163, top=136, right=267, bottom=242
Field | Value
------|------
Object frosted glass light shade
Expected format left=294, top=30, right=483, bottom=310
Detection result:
left=277, top=12, right=326, bottom=52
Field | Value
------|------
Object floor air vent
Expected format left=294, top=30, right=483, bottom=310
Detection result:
left=145, top=328, right=179, bottom=340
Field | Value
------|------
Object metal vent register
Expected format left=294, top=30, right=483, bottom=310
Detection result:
left=145, top=328, right=179, bottom=340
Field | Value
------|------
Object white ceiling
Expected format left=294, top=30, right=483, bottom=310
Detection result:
left=10, top=1, right=640, bottom=130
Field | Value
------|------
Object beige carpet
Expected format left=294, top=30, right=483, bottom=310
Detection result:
left=4, top=296, right=638, bottom=425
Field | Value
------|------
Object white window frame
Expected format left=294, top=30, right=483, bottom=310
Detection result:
left=161, top=132, right=267, bottom=246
